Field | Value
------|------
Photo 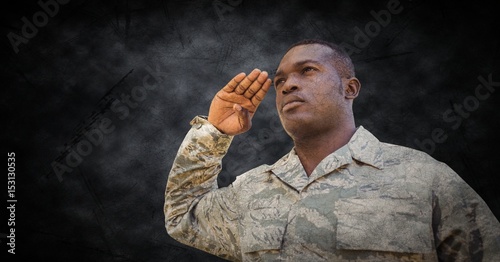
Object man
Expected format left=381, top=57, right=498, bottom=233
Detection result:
left=164, top=39, right=500, bottom=261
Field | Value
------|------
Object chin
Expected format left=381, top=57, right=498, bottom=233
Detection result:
left=281, top=118, right=315, bottom=138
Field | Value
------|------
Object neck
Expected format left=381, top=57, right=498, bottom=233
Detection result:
left=293, top=120, right=356, bottom=176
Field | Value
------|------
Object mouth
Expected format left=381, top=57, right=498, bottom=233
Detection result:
left=282, top=96, right=305, bottom=111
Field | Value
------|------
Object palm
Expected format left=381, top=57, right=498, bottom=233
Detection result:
left=208, top=69, right=272, bottom=135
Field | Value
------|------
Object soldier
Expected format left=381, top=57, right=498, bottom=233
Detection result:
left=164, top=39, right=500, bottom=261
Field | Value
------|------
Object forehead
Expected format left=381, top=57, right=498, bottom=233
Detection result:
left=278, top=44, right=333, bottom=68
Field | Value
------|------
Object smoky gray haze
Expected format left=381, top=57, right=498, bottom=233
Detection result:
left=2, top=0, right=499, bottom=261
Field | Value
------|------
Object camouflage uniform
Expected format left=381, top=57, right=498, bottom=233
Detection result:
left=164, top=116, right=500, bottom=261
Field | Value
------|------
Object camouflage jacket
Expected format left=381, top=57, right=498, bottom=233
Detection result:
left=164, top=116, right=500, bottom=261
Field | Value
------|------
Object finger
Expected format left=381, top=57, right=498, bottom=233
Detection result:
left=251, top=78, right=272, bottom=106
left=243, top=71, right=269, bottom=99
left=222, top=72, right=246, bottom=92
left=233, top=104, right=251, bottom=131
left=234, top=68, right=261, bottom=95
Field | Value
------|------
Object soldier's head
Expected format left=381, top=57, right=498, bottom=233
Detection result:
left=273, top=39, right=361, bottom=139
left=285, top=39, right=356, bottom=79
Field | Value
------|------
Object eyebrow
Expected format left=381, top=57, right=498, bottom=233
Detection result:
left=274, top=59, right=321, bottom=78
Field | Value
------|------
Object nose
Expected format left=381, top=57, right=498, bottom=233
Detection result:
left=282, top=85, right=298, bottom=95
left=281, top=76, right=299, bottom=95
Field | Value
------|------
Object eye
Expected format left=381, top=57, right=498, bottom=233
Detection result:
left=274, top=78, right=285, bottom=88
left=302, top=67, right=316, bottom=74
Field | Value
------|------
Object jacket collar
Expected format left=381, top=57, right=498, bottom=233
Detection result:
left=347, top=126, right=385, bottom=169
left=269, top=126, right=384, bottom=191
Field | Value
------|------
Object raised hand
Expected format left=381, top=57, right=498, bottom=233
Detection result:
left=208, top=69, right=272, bottom=136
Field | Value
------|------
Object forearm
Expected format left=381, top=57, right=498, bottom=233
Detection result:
left=164, top=116, right=241, bottom=260
left=165, top=116, right=232, bottom=227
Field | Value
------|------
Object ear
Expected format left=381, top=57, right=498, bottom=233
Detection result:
left=344, top=77, right=361, bottom=99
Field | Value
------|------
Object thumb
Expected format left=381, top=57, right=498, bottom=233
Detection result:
left=233, top=104, right=252, bottom=131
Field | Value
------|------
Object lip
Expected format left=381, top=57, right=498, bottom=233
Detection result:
left=282, top=95, right=305, bottom=111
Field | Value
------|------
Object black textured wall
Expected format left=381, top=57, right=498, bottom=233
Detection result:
left=2, top=0, right=499, bottom=261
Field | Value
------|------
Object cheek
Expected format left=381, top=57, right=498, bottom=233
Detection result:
left=275, top=96, right=281, bottom=108
left=311, top=88, right=344, bottom=111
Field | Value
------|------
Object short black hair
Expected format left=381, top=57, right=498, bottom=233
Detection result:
left=286, top=39, right=355, bottom=78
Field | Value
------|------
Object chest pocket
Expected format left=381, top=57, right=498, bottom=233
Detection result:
left=334, top=198, right=433, bottom=253
left=240, top=207, right=289, bottom=254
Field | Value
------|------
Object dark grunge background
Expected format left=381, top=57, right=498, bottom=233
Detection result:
left=2, top=0, right=499, bottom=261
